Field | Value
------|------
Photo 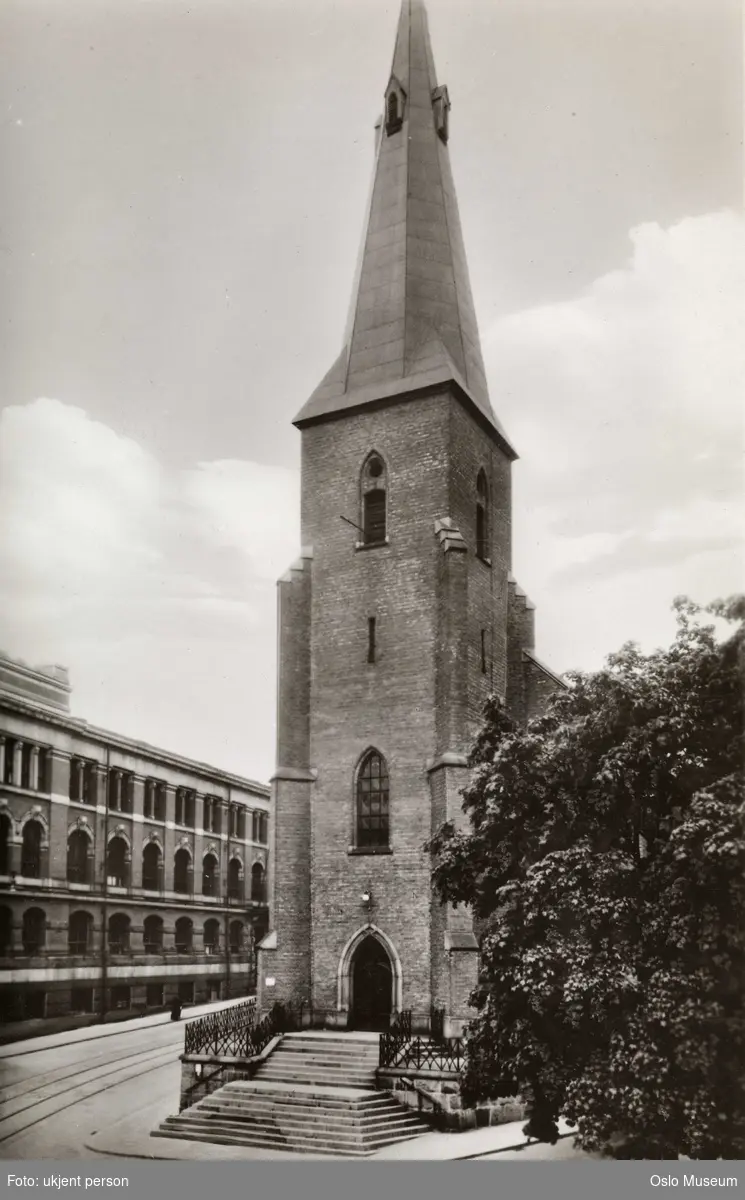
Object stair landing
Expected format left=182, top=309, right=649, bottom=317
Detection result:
left=153, top=1031, right=429, bottom=1157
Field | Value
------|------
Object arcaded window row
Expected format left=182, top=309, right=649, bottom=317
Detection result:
left=0, top=906, right=252, bottom=957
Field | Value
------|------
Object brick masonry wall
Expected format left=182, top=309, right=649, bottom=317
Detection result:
left=301, top=396, right=450, bottom=1017
left=447, top=400, right=512, bottom=742
left=276, top=388, right=513, bottom=1025
left=525, top=656, right=562, bottom=722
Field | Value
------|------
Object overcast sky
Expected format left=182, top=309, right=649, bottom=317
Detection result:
left=0, top=0, right=742, bottom=782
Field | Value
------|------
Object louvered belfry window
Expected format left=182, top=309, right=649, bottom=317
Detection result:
left=361, top=454, right=387, bottom=545
left=356, top=751, right=390, bottom=849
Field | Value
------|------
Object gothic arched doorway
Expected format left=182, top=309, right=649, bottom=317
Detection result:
left=350, top=935, right=393, bottom=1031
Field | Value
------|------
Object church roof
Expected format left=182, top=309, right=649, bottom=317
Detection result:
left=293, top=0, right=516, bottom=459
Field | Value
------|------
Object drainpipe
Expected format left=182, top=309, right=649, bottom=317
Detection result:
left=224, top=787, right=231, bottom=1001
left=100, top=745, right=110, bottom=1019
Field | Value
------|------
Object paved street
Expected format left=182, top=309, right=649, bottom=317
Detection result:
left=0, top=1001, right=239, bottom=1159
left=0, top=1010, right=588, bottom=1161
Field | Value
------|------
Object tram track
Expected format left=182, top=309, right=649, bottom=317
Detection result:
left=0, top=1044, right=176, bottom=1147
left=0, top=1036, right=181, bottom=1111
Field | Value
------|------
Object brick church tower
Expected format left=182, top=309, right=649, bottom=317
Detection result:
left=258, top=0, right=561, bottom=1035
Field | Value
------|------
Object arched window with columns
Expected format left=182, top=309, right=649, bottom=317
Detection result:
left=108, top=912, right=130, bottom=953
left=229, top=920, right=245, bottom=953
left=203, top=918, right=220, bottom=954
left=106, top=836, right=129, bottom=888
left=202, top=852, right=218, bottom=897
left=67, top=828, right=91, bottom=884
left=227, top=856, right=243, bottom=901
left=21, top=819, right=44, bottom=878
left=175, top=916, right=193, bottom=953
left=68, top=910, right=93, bottom=955
left=22, top=907, right=46, bottom=954
left=0, top=812, right=11, bottom=875
left=173, top=847, right=191, bottom=894
left=251, top=862, right=266, bottom=903
left=142, top=841, right=162, bottom=891
left=0, top=906, right=13, bottom=956
left=143, top=914, right=163, bottom=953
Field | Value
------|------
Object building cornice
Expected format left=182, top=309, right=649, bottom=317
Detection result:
left=0, top=693, right=269, bottom=797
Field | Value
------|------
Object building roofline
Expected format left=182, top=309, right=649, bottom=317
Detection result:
left=0, top=691, right=270, bottom=798
left=294, top=376, right=518, bottom=462
left=522, top=648, right=568, bottom=690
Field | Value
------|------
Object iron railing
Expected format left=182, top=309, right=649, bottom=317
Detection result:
left=379, top=1005, right=465, bottom=1072
left=184, top=996, right=257, bottom=1056
left=379, top=1008, right=413, bottom=1066
left=182, top=997, right=302, bottom=1059
left=380, top=1035, right=465, bottom=1072
left=243, top=1000, right=301, bottom=1056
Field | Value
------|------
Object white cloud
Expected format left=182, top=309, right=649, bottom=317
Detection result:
left=183, top=459, right=300, bottom=583
left=0, top=398, right=300, bottom=780
left=487, top=210, right=745, bottom=670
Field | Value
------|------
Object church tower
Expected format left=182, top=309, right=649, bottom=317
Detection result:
left=259, top=0, right=557, bottom=1035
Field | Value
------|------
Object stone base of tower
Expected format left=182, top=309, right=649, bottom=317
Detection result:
left=429, top=758, right=479, bottom=1037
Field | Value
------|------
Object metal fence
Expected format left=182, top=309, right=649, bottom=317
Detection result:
left=183, top=996, right=257, bottom=1056
left=183, top=997, right=305, bottom=1059
left=379, top=1006, right=464, bottom=1072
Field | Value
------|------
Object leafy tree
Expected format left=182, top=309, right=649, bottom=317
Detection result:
left=429, top=597, right=745, bottom=1158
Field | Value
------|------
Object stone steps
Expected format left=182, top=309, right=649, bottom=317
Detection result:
left=253, top=1036, right=378, bottom=1091
left=152, top=1035, right=430, bottom=1155
left=257, top=1071, right=376, bottom=1088
left=153, top=1086, right=428, bottom=1156
left=154, top=1123, right=422, bottom=1157
left=198, top=1101, right=421, bottom=1130
left=159, top=1109, right=423, bottom=1145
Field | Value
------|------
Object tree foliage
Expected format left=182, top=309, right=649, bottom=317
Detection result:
left=429, top=597, right=745, bottom=1158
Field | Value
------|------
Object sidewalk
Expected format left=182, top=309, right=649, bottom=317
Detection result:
left=0, top=996, right=249, bottom=1059
left=85, top=1100, right=577, bottom=1162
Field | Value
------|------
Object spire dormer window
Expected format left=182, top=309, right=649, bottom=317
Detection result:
left=384, top=75, right=405, bottom=136
left=432, top=85, right=450, bottom=144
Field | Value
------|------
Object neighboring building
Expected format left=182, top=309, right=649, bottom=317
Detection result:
left=0, top=653, right=270, bottom=1027
left=258, top=0, right=562, bottom=1035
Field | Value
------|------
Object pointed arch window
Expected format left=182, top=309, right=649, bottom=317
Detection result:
left=476, top=469, right=490, bottom=561
left=356, top=750, right=390, bottom=850
left=361, top=453, right=387, bottom=546
left=385, top=77, right=405, bottom=136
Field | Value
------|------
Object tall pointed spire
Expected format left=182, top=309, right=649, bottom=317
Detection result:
left=294, top=0, right=515, bottom=458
